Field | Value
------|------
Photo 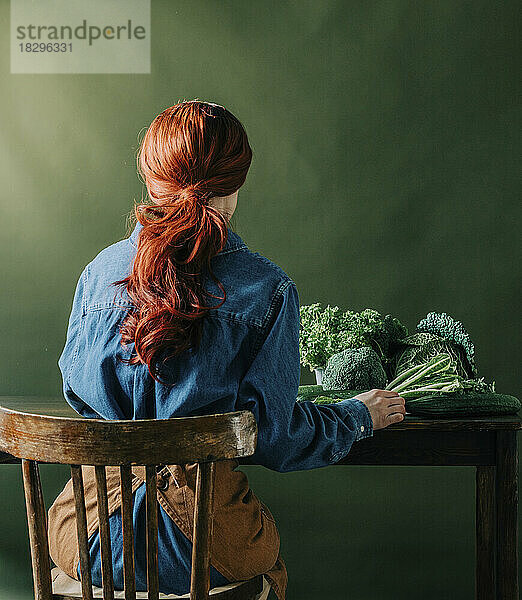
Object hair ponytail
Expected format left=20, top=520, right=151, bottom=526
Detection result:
left=111, top=100, right=252, bottom=383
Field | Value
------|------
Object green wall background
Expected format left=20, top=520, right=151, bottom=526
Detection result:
left=0, top=1, right=520, bottom=598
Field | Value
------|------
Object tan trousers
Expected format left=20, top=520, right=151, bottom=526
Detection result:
left=48, top=461, right=285, bottom=598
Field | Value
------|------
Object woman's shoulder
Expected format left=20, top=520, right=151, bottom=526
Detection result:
left=209, top=243, right=296, bottom=329
left=70, top=235, right=136, bottom=312
left=215, top=228, right=294, bottom=287
left=242, top=247, right=294, bottom=286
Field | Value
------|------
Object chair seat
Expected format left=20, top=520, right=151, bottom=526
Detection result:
left=51, top=567, right=268, bottom=599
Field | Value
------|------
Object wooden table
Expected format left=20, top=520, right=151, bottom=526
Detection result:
left=0, top=397, right=520, bottom=599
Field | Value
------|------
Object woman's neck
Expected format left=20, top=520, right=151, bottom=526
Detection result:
left=208, top=191, right=238, bottom=220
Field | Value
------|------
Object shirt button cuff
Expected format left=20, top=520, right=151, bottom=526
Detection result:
left=337, top=397, right=374, bottom=440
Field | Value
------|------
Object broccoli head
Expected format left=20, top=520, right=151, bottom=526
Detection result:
left=416, top=312, right=476, bottom=376
left=322, top=346, right=387, bottom=391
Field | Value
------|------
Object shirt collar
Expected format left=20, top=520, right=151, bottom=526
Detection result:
left=128, top=221, right=247, bottom=254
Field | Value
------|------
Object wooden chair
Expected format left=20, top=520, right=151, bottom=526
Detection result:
left=0, top=406, right=267, bottom=600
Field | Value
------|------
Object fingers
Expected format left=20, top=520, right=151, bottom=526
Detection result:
left=358, top=390, right=407, bottom=431
left=386, top=412, right=405, bottom=424
left=387, top=401, right=406, bottom=416
left=372, top=389, right=400, bottom=397
left=383, top=399, right=406, bottom=428
left=387, top=397, right=405, bottom=408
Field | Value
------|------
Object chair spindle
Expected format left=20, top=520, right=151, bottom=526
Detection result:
left=21, top=459, right=53, bottom=600
left=119, top=464, right=136, bottom=600
left=71, top=465, right=94, bottom=600
left=190, top=461, right=216, bottom=600
left=95, top=465, right=115, bottom=600
left=145, top=464, right=159, bottom=600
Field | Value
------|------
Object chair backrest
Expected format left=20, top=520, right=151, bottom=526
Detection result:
left=0, top=407, right=258, bottom=600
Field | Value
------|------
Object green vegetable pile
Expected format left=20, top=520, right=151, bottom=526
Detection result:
left=299, top=305, right=406, bottom=378
left=299, top=306, right=520, bottom=417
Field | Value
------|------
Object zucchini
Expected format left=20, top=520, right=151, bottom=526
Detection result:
left=297, top=386, right=367, bottom=405
left=406, top=392, right=520, bottom=417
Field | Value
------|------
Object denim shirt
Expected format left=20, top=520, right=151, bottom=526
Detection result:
left=57, top=221, right=373, bottom=592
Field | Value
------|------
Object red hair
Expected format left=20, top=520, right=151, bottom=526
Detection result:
left=112, top=100, right=252, bottom=383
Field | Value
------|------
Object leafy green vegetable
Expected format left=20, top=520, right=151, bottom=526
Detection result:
left=322, top=347, right=387, bottom=390
left=299, top=304, right=350, bottom=371
left=299, top=304, right=407, bottom=374
left=387, top=353, right=458, bottom=398
left=417, top=312, right=476, bottom=376
left=313, top=395, right=344, bottom=405
left=296, top=385, right=325, bottom=400
left=390, top=312, right=491, bottom=398
left=387, top=353, right=494, bottom=399
left=394, top=332, right=471, bottom=380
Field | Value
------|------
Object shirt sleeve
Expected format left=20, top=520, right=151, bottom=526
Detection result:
left=58, top=268, right=86, bottom=385
left=57, top=266, right=103, bottom=419
left=237, top=279, right=374, bottom=473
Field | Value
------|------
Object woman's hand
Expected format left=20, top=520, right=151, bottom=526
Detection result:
left=354, top=389, right=406, bottom=430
